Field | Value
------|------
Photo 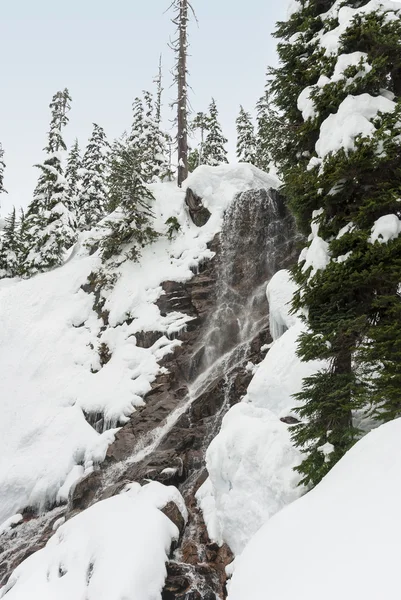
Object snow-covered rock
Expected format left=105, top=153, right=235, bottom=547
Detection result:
left=227, top=418, right=401, bottom=600
left=198, top=269, right=325, bottom=555
left=197, top=403, right=302, bottom=555
left=1, top=482, right=187, bottom=600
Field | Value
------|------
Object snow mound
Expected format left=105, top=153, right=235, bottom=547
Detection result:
left=198, top=271, right=325, bottom=555
left=0, top=167, right=279, bottom=526
left=197, top=403, right=302, bottom=555
left=228, top=418, right=401, bottom=600
left=1, top=481, right=187, bottom=600
left=186, top=163, right=280, bottom=217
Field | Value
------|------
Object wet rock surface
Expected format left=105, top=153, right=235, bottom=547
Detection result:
left=185, top=188, right=212, bottom=227
left=0, top=187, right=298, bottom=597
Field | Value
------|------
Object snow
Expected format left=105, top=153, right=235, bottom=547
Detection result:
left=0, top=165, right=280, bottom=527
left=315, top=94, right=396, bottom=158
left=299, top=209, right=330, bottom=277
left=287, top=0, right=301, bottom=18
left=246, top=322, right=323, bottom=415
left=319, top=0, right=401, bottom=56
left=297, top=87, right=317, bottom=121
left=227, top=418, right=401, bottom=600
left=197, top=403, right=303, bottom=555
left=1, top=481, right=187, bottom=600
left=187, top=163, right=280, bottom=216
left=301, top=234, right=330, bottom=273
left=198, top=270, right=325, bottom=555
left=368, top=213, right=401, bottom=244
left=0, top=514, right=23, bottom=536
left=332, top=52, right=372, bottom=82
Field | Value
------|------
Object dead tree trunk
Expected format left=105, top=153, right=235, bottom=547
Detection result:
left=170, top=0, right=196, bottom=187
left=176, top=0, right=188, bottom=187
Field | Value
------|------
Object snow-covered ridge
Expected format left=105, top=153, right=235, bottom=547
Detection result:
left=0, top=164, right=279, bottom=528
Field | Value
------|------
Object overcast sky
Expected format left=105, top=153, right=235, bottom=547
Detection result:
left=0, top=0, right=287, bottom=215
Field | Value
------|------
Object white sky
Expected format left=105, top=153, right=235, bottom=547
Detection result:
left=0, top=0, right=287, bottom=214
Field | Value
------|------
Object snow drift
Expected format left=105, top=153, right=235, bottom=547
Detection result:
left=228, top=418, right=401, bottom=600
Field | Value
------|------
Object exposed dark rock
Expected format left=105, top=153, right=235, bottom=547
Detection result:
left=280, top=415, right=300, bottom=425
left=185, top=188, right=211, bottom=227
left=0, top=506, right=66, bottom=588
left=68, top=471, right=103, bottom=515
left=161, top=502, right=186, bottom=537
left=82, top=410, right=105, bottom=433
left=135, top=330, right=163, bottom=349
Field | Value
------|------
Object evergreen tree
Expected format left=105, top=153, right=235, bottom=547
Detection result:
left=254, top=81, right=282, bottom=172
left=236, top=106, right=257, bottom=164
left=202, top=99, right=228, bottom=166
left=268, top=0, right=401, bottom=486
left=142, top=91, right=170, bottom=182
left=101, top=143, right=158, bottom=262
left=20, top=89, right=76, bottom=276
left=0, top=207, right=19, bottom=278
left=129, top=92, right=169, bottom=183
left=78, top=124, right=109, bottom=230
left=0, top=143, right=7, bottom=196
left=106, top=135, right=128, bottom=213
left=189, top=111, right=209, bottom=168
left=188, top=147, right=200, bottom=172
left=65, top=138, right=81, bottom=211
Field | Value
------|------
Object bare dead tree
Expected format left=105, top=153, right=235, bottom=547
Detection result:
left=154, top=54, right=163, bottom=126
left=168, top=0, right=197, bottom=187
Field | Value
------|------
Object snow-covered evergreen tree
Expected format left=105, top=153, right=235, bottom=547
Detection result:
left=142, top=91, right=170, bottom=182
left=254, top=82, right=282, bottom=172
left=78, top=124, right=109, bottom=230
left=20, top=89, right=76, bottom=277
left=268, top=0, right=401, bottom=486
left=101, top=143, right=158, bottom=263
left=189, top=111, right=209, bottom=169
left=236, top=106, right=256, bottom=164
left=65, top=138, right=81, bottom=211
left=202, top=99, right=228, bottom=166
left=0, top=207, right=19, bottom=278
left=129, top=92, right=169, bottom=183
left=188, top=148, right=200, bottom=173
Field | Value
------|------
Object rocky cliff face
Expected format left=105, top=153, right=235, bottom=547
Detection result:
left=0, top=186, right=297, bottom=598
